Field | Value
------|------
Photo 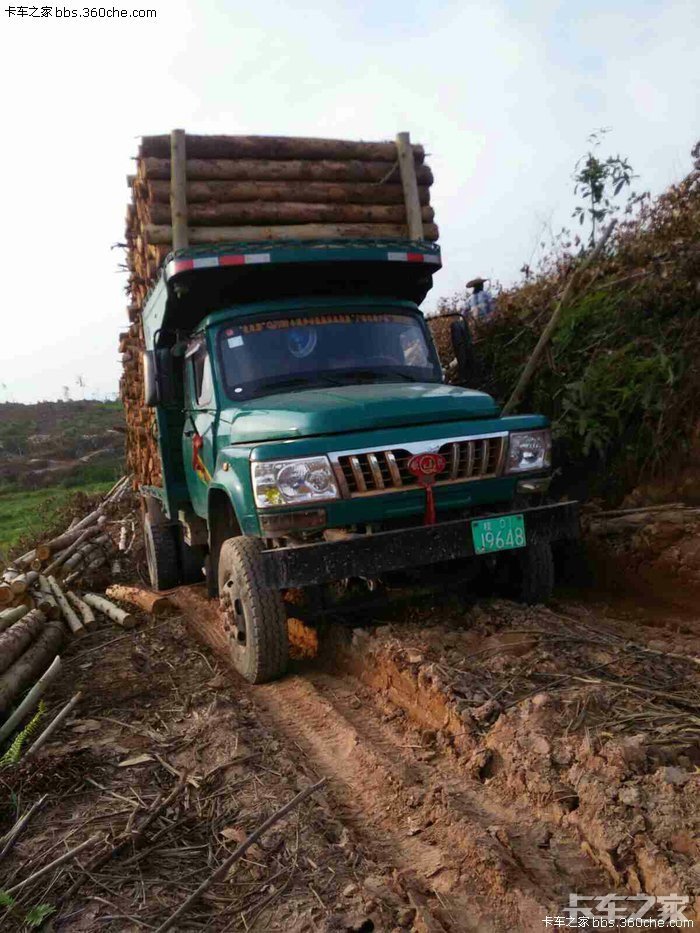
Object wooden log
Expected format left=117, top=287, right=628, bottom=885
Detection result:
left=0, top=585, right=13, bottom=607
left=0, top=611, right=48, bottom=675
left=60, top=534, right=112, bottom=576
left=83, top=593, right=136, bottom=629
left=0, top=620, right=65, bottom=717
left=0, top=605, right=30, bottom=633
left=146, top=178, right=431, bottom=205
left=43, top=525, right=103, bottom=577
left=396, top=131, right=424, bottom=241
left=105, top=585, right=171, bottom=617
left=145, top=222, right=439, bottom=245
left=66, top=591, right=95, bottom=626
left=141, top=134, right=425, bottom=163
left=40, top=510, right=104, bottom=555
left=33, top=592, right=60, bottom=621
left=0, top=657, right=61, bottom=746
left=1, top=571, right=27, bottom=596
left=146, top=200, right=434, bottom=227
left=170, top=128, right=188, bottom=250
left=46, top=577, right=85, bottom=638
left=140, top=156, right=434, bottom=185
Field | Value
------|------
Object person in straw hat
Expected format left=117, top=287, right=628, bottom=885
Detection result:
left=464, top=277, right=495, bottom=325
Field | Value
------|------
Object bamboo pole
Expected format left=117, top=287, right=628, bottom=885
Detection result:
left=395, top=131, right=424, bottom=241
left=501, top=220, right=617, bottom=416
left=170, top=128, right=188, bottom=250
left=0, top=657, right=62, bottom=746
left=155, top=778, right=327, bottom=933
left=5, top=831, right=101, bottom=895
left=24, top=691, right=82, bottom=759
left=0, top=795, right=48, bottom=862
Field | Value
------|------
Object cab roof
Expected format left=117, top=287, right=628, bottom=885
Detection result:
left=142, top=238, right=441, bottom=348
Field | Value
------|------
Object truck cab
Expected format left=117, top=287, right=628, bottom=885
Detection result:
left=140, top=239, right=578, bottom=683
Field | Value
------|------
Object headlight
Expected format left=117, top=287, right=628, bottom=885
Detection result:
left=252, top=456, right=339, bottom=508
left=506, top=430, right=551, bottom=474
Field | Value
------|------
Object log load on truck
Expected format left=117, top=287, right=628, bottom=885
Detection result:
left=119, top=130, right=580, bottom=684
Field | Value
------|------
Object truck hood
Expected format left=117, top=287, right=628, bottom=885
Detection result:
left=220, top=383, right=499, bottom=443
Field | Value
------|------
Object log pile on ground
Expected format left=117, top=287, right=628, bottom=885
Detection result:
left=120, top=131, right=437, bottom=487
left=0, top=476, right=160, bottom=756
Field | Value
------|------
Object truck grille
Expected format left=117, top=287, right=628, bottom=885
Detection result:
left=335, top=435, right=506, bottom=497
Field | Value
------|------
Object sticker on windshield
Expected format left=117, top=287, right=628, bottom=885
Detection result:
left=227, top=335, right=244, bottom=348
left=224, top=314, right=408, bottom=338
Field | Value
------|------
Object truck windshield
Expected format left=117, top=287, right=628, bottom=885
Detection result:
left=217, top=311, right=442, bottom=400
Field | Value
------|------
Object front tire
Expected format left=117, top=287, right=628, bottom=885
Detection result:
left=218, top=538, right=289, bottom=684
left=514, top=538, right=555, bottom=604
left=144, top=515, right=180, bottom=591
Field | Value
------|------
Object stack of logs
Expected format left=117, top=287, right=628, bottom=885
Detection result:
left=0, top=478, right=142, bottom=751
left=120, top=131, right=437, bottom=488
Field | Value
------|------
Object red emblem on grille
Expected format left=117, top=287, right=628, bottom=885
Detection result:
left=407, top=453, right=446, bottom=525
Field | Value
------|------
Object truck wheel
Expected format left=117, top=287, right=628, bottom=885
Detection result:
left=144, top=516, right=180, bottom=591
left=513, top=538, right=555, bottom=605
left=218, top=538, right=289, bottom=684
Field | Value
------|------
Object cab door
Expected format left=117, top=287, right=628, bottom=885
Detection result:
left=182, top=336, right=216, bottom=518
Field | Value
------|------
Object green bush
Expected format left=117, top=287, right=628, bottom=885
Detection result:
left=438, top=142, right=700, bottom=499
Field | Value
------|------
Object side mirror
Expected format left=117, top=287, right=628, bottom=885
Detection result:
left=143, top=349, right=178, bottom=408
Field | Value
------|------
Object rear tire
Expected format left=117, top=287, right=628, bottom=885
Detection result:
left=144, top=515, right=180, bottom=591
left=218, top=538, right=289, bottom=684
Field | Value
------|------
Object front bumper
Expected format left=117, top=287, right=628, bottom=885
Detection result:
left=261, top=501, right=580, bottom=589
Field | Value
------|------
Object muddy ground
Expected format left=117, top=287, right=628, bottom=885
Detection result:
left=1, top=560, right=699, bottom=931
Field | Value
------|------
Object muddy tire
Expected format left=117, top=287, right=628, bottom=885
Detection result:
left=144, top=516, right=179, bottom=591
left=514, top=538, right=555, bottom=604
left=218, top=537, right=288, bottom=684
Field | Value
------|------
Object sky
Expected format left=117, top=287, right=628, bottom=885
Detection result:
left=0, top=0, right=698, bottom=403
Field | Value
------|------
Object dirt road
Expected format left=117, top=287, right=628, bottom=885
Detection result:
left=1, top=582, right=698, bottom=931
left=176, top=584, right=700, bottom=931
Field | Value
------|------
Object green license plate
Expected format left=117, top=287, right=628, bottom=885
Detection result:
left=471, top=514, right=527, bottom=554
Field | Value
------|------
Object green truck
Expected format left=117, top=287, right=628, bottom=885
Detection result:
left=139, top=237, right=579, bottom=683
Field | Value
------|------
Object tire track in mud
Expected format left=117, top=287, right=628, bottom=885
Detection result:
left=252, top=666, right=611, bottom=932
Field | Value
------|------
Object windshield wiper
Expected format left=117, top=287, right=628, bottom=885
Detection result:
left=332, top=368, right=418, bottom=383
left=254, top=374, right=342, bottom=395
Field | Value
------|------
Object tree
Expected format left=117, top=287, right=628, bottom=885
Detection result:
left=572, top=129, right=636, bottom=246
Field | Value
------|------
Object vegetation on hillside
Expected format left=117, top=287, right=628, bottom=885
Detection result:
left=435, top=141, right=700, bottom=501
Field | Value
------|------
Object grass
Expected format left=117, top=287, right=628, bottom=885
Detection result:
left=0, top=477, right=115, bottom=556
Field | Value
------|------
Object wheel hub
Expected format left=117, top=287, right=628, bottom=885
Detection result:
left=220, top=579, right=247, bottom=648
